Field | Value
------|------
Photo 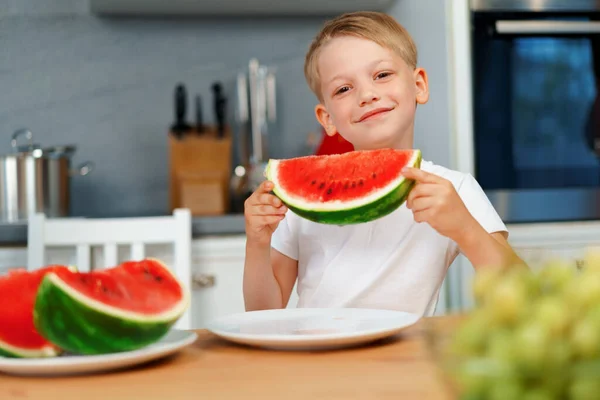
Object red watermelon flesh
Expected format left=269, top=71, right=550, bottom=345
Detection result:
left=49, top=258, right=184, bottom=314
left=275, top=148, right=416, bottom=203
left=0, top=265, right=71, bottom=358
left=266, top=148, right=422, bottom=225
left=32, top=258, right=190, bottom=355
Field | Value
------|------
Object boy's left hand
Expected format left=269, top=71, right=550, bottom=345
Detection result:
left=402, top=167, right=475, bottom=240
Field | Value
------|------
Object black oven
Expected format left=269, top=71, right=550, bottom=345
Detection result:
left=471, top=0, right=600, bottom=222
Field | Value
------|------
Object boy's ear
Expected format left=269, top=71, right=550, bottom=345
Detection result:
left=315, top=104, right=337, bottom=137
left=414, top=67, right=429, bottom=105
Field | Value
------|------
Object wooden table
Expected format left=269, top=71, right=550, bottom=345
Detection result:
left=0, top=316, right=458, bottom=400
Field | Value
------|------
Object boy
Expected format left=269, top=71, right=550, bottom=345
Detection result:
left=243, top=11, right=524, bottom=316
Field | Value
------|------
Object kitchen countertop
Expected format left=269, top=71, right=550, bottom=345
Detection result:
left=0, top=214, right=247, bottom=245
left=1, top=187, right=599, bottom=245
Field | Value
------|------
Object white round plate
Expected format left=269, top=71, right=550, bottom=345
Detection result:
left=0, top=329, right=198, bottom=377
left=206, top=308, right=421, bottom=351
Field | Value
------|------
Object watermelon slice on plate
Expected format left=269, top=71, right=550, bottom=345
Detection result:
left=266, top=148, right=422, bottom=225
left=33, top=258, right=190, bottom=355
left=0, top=265, right=73, bottom=358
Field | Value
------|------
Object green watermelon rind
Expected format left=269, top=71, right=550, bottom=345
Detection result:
left=266, top=149, right=422, bottom=225
left=32, top=259, right=191, bottom=355
left=0, top=338, right=59, bottom=358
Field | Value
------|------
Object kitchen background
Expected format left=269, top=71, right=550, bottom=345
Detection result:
left=0, top=0, right=452, bottom=219
left=3, top=0, right=600, bottom=319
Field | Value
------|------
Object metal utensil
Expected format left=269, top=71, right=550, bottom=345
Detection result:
left=211, top=82, right=227, bottom=139
left=0, top=129, right=94, bottom=222
left=170, top=83, right=191, bottom=139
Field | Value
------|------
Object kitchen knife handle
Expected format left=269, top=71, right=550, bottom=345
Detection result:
left=175, top=84, right=187, bottom=124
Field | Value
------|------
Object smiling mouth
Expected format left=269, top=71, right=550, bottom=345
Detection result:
left=357, top=107, right=394, bottom=122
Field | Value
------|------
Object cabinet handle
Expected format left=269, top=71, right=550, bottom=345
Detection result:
left=192, top=273, right=216, bottom=289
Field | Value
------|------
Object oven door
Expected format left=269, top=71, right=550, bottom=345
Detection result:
left=472, top=2, right=600, bottom=193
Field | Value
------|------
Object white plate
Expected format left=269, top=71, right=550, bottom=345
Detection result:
left=206, top=308, right=420, bottom=351
left=0, top=329, right=198, bottom=377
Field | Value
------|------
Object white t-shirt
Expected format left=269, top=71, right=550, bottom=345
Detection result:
left=270, top=160, right=508, bottom=317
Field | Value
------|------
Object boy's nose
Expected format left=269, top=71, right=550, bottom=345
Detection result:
left=358, top=88, right=380, bottom=106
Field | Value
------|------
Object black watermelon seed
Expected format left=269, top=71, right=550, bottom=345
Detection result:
left=154, top=275, right=163, bottom=283
left=326, top=188, right=332, bottom=195
left=352, top=182, right=356, bottom=188
left=372, top=173, right=377, bottom=179
left=319, top=182, right=325, bottom=189
left=344, top=182, right=349, bottom=190
left=311, top=180, right=316, bottom=185
left=359, top=180, right=364, bottom=186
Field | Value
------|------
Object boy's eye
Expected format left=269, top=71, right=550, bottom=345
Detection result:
left=375, top=72, right=392, bottom=79
left=334, top=86, right=350, bottom=95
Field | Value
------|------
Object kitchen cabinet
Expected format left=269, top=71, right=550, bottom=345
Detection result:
left=445, top=221, right=600, bottom=313
left=90, top=0, right=397, bottom=17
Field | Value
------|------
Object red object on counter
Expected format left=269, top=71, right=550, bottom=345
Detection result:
left=314, top=129, right=354, bottom=155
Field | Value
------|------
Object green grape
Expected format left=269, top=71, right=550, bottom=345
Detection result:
left=485, top=273, right=529, bottom=326
left=571, top=317, right=600, bottom=359
left=451, top=311, right=492, bottom=355
left=568, top=377, right=600, bottom=400
left=486, top=329, right=517, bottom=364
left=585, top=304, right=600, bottom=324
left=487, top=377, right=523, bottom=400
left=545, top=339, right=572, bottom=372
left=458, top=390, right=486, bottom=400
left=537, top=260, right=575, bottom=294
left=565, top=274, right=600, bottom=313
left=532, top=296, right=571, bottom=338
left=521, top=387, right=557, bottom=400
left=513, top=322, right=550, bottom=374
left=472, top=267, right=504, bottom=305
left=539, top=372, right=568, bottom=398
left=452, top=360, right=491, bottom=397
left=583, top=247, right=600, bottom=273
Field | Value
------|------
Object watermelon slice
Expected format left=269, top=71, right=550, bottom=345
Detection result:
left=33, top=258, right=190, bottom=355
left=266, top=148, right=422, bottom=225
left=0, top=265, right=73, bottom=358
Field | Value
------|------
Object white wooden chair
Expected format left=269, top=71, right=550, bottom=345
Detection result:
left=27, top=209, right=193, bottom=330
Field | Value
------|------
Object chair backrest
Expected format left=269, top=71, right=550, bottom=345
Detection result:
left=27, top=208, right=192, bottom=330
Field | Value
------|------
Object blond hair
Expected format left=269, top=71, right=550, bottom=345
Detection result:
left=304, top=11, right=418, bottom=101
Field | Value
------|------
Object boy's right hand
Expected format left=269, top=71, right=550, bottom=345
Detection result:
left=244, top=181, right=288, bottom=245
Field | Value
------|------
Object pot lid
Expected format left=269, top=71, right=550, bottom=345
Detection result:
left=43, top=145, right=77, bottom=158
left=7, top=129, right=78, bottom=158
left=10, top=128, right=42, bottom=156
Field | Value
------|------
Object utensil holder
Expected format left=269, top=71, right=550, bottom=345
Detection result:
left=168, top=126, right=232, bottom=216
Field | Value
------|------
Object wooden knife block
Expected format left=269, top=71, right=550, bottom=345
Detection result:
left=169, top=126, right=232, bottom=216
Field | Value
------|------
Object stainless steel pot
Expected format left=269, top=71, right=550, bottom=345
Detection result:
left=0, top=129, right=94, bottom=222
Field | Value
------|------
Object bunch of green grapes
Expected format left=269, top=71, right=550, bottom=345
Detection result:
left=447, top=248, right=600, bottom=400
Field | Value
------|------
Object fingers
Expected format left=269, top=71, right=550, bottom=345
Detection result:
left=258, top=215, right=286, bottom=225
left=402, top=167, right=440, bottom=184
left=257, top=192, right=283, bottom=208
left=245, top=180, right=288, bottom=219
left=406, top=196, right=436, bottom=212
left=406, top=183, right=438, bottom=208
left=259, top=180, right=274, bottom=192
left=412, top=209, right=431, bottom=224
left=256, top=204, right=287, bottom=215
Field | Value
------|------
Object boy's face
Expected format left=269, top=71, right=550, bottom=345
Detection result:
left=314, top=35, right=429, bottom=150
